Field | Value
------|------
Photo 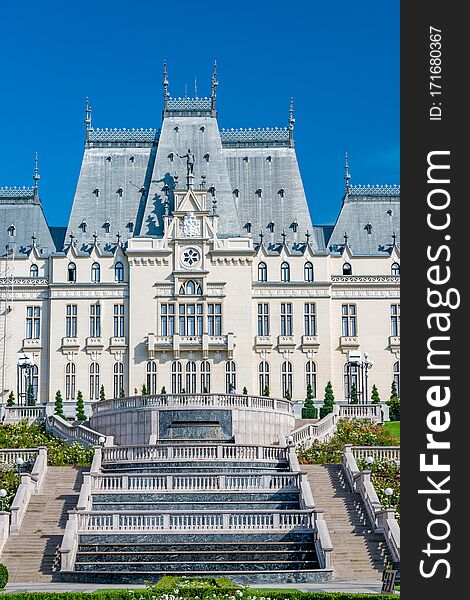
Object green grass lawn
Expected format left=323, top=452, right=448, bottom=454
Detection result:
left=383, top=421, right=400, bottom=442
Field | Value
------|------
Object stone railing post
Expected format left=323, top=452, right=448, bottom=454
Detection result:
left=90, top=447, right=102, bottom=475
left=376, top=507, right=396, bottom=532
left=77, top=474, right=92, bottom=511
left=60, top=511, right=79, bottom=571
left=0, top=511, right=10, bottom=554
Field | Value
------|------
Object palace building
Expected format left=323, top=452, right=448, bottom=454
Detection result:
left=0, top=65, right=400, bottom=416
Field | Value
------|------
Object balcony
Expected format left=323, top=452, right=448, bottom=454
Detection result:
left=389, top=335, right=400, bottom=354
left=254, top=335, right=273, bottom=349
left=147, top=333, right=234, bottom=358
left=339, top=336, right=360, bottom=352
left=109, top=336, right=127, bottom=348
left=22, top=338, right=42, bottom=351
left=85, top=337, right=104, bottom=350
left=277, top=335, right=296, bottom=349
left=61, top=337, right=80, bottom=351
left=301, top=335, right=320, bottom=350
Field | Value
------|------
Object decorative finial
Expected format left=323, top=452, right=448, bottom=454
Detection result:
left=164, top=196, right=170, bottom=216
left=392, top=231, right=397, bottom=245
left=212, top=196, right=218, bottom=216
left=31, top=231, right=37, bottom=246
left=116, top=231, right=121, bottom=245
left=163, top=61, right=169, bottom=110
left=69, top=232, right=75, bottom=245
left=281, top=229, right=286, bottom=244
left=259, top=231, right=264, bottom=243
left=194, top=77, right=198, bottom=99
left=306, top=230, right=310, bottom=243
left=85, top=97, right=92, bottom=140
left=211, top=60, right=218, bottom=112
left=344, top=152, right=351, bottom=193
left=33, top=152, right=40, bottom=196
left=343, top=231, right=349, bottom=245
left=288, top=97, right=295, bottom=146
left=93, top=231, right=98, bottom=244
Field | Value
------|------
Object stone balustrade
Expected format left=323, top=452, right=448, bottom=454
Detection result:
left=74, top=509, right=315, bottom=533
left=351, top=446, right=400, bottom=464
left=290, top=409, right=339, bottom=446
left=90, top=471, right=300, bottom=493
left=46, top=414, right=113, bottom=447
left=93, top=392, right=293, bottom=415
left=101, top=443, right=288, bottom=464
left=2, top=406, right=46, bottom=425
left=0, top=448, right=40, bottom=466
left=338, top=403, right=383, bottom=420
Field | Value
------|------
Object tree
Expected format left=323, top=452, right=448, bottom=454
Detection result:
left=320, top=381, right=335, bottom=419
left=54, top=390, right=64, bottom=418
left=99, top=385, right=106, bottom=401
left=302, top=383, right=318, bottom=419
left=371, top=384, right=380, bottom=404
left=119, top=388, right=125, bottom=398
left=26, top=383, right=35, bottom=406
left=6, top=391, right=15, bottom=407
left=262, top=385, right=270, bottom=397
left=350, top=383, right=358, bottom=404
left=202, top=386, right=208, bottom=394
left=161, top=386, right=167, bottom=395
left=242, top=386, right=248, bottom=395
left=387, top=381, right=400, bottom=421
left=141, top=384, right=148, bottom=396
left=75, top=390, right=86, bottom=421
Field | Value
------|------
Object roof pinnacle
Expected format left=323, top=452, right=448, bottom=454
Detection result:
left=288, top=97, right=295, bottom=146
left=344, top=152, right=351, bottom=193
left=211, top=60, right=218, bottom=112
left=163, top=60, right=169, bottom=110
left=33, top=152, right=40, bottom=197
left=85, top=97, right=92, bottom=140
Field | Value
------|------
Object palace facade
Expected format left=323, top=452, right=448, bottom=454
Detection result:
left=0, top=66, right=400, bottom=416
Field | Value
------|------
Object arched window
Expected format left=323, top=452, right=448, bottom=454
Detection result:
left=344, top=362, right=360, bottom=403
left=259, top=361, right=270, bottom=396
left=30, top=264, right=39, bottom=278
left=393, top=361, right=400, bottom=397
left=7, top=225, right=15, bottom=237
left=304, top=262, right=313, bottom=282
left=201, top=361, right=211, bottom=393
left=281, top=262, right=290, bottom=282
left=225, top=360, right=236, bottom=393
left=103, top=222, right=110, bottom=234
left=179, top=280, right=203, bottom=296
left=172, top=361, right=183, bottom=394
left=185, top=361, right=196, bottom=394
left=343, top=262, right=352, bottom=276
left=146, top=361, right=157, bottom=395
left=89, top=362, right=99, bottom=401
left=68, top=263, right=76, bottom=283
left=391, top=262, right=400, bottom=276
left=281, top=361, right=293, bottom=398
left=66, top=362, right=76, bottom=401
left=258, top=262, right=267, bottom=282
left=91, top=262, right=100, bottom=283
left=113, top=362, right=124, bottom=398
left=115, top=262, right=124, bottom=282
left=305, top=361, right=317, bottom=398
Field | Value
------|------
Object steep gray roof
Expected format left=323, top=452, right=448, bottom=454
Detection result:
left=328, top=185, right=400, bottom=255
left=0, top=187, right=56, bottom=257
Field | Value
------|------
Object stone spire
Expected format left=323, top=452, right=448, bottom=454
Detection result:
left=211, top=61, right=218, bottom=114
left=344, top=152, right=351, bottom=194
left=33, top=152, right=40, bottom=199
left=85, top=97, right=92, bottom=140
left=288, top=97, right=295, bottom=147
left=163, top=60, right=169, bottom=111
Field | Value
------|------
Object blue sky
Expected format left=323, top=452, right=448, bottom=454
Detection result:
left=0, top=0, right=399, bottom=226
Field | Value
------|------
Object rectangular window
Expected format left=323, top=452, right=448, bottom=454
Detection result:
left=178, top=304, right=203, bottom=336
left=90, top=304, right=101, bottom=337
left=257, top=303, right=270, bottom=336
left=280, top=303, right=293, bottom=336
left=161, top=303, right=175, bottom=336
left=342, top=304, right=357, bottom=336
left=66, top=304, right=78, bottom=337
left=391, top=304, right=400, bottom=337
left=113, top=305, right=125, bottom=337
left=26, top=306, right=41, bottom=339
left=304, top=303, right=316, bottom=335
left=208, top=303, right=222, bottom=336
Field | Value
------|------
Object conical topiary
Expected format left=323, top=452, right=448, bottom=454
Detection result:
left=26, top=383, right=35, bottom=406
left=302, top=383, right=318, bottom=419
left=141, top=383, right=148, bottom=396
left=320, top=381, right=335, bottom=419
left=387, top=380, right=400, bottom=421
left=371, top=384, right=380, bottom=404
left=75, top=390, right=86, bottom=421
left=242, top=386, right=248, bottom=395
left=161, top=386, right=167, bottom=395
left=350, top=383, right=358, bottom=404
left=262, top=385, right=270, bottom=397
left=99, top=385, right=106, bottom=401
left=6, top=391, right=15, bottom=407
left=54, top=390, right=64, bottom=418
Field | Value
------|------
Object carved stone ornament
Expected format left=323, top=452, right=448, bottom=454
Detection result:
left=180, top=212, right=201, bottom=237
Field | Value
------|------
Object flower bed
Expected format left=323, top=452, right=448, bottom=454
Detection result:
left=356, top=457, right=400, bottom=520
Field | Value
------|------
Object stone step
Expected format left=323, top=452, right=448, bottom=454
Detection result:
left=76, top=550, right=319, bottom=563
left=75, top=560, right=321, bottom=573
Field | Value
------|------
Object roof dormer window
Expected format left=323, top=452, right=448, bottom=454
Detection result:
left=365, top=223, right=372, bottom=234
left=7, top=225, right=15, bottom=237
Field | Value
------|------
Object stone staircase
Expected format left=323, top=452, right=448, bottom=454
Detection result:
left=1, top=467, right=84, bottom=583
left=303, top=464, right=391, bottom=581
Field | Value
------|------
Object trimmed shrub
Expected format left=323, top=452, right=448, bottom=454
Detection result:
left=319, top=380, right=335, bottom=419
left=75, top=390, right=86, bottom=422
left=6, top=391, right=15, bottom=407
left=54, top=390, right=64, bottom=418
left=387, top=381, right=400, bottom=420
left=0, top=563, right=8, bottom=589
left=302, top=384, right=318, bottom=419
left=26, top=383, right=36, bottom=406
left=350, top=382, right=358, bottom=404
left=99, top=384, right=106, bottom=401
left=262, top=385, right=270, bottom=397
left=242, top=386, right=248, bottom=395
left=371, top=384, right=380, bottom=404
left=161, top=386, right=167, bottom=395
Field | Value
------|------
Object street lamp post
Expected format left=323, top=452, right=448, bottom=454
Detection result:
left=363, top=352, right=374, bottom=403
left=366, top=456, right=374, bottom=469
left=98, top=436, right=106, bottom=447
left=0, top=488, right=6, bottom=512
left=15, top=456, right=24, bottom=478
left=384, top=487, right=393, bottom=508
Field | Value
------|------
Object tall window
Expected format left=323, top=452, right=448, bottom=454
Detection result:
left=393, top=361, right=400, bottom=397
left=113, top=305, right=125, bottom=337
left=66, top=362, right=76, bottom=401
left=185, top=361, right=197, bottom=393
left=391, top=262, right=400, bottom=276
left=281, top=261, right=290, bottom=282
left=201, top=361, right=211, bottom=393
left=66, top=305, right=78, bottom=337
left=343, top=262, right=352, bottom=275
left=281, top=361, right=293, bottom=398
left=91, top=262, right=100, bottom=283
left=208, top=303, right=222, bottom=335
left=258, top=262, right=267, bottom=282
left=30, top=264, right=39, bottom=278
left=115, top=262, right=124, bottom=282
left=226, top=360, right=236, bottom=393
left=304, top=262, right=314, bottom=282
left=161, top=303, right=175, bottom=336
left=26, top=307, right=41, bottom=339
left=172, top=361, right=183, bottom=393
left=68, top=263, right=76, bottom=282
left=179, top=304, right=203, bottom=336
left=281, top=303, right=293, bottom=336
left=304, top=303, right=316, bottom=335
left=341, top=304, right=357, bottom=336
left=259, top=361, right=270, bottom=396
left=305, top=361, right=317, bottom=398
left=344, top=363, right=360, bottom=402
left=257, top=303, right=270, bottom=336
left=113, top=362, right=124, bottom=398
left=20, top=364, right=39, bottom=405
left=90, top=304, right=101, bottom=337
left=89, top=362, right=99, bottom=400
left=146, top=361, right=157, bottom=395
left=391, top=304, right=400, bottom=337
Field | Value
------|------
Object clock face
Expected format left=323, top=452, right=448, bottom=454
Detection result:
left=181, top=247, right=200, bottom=268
